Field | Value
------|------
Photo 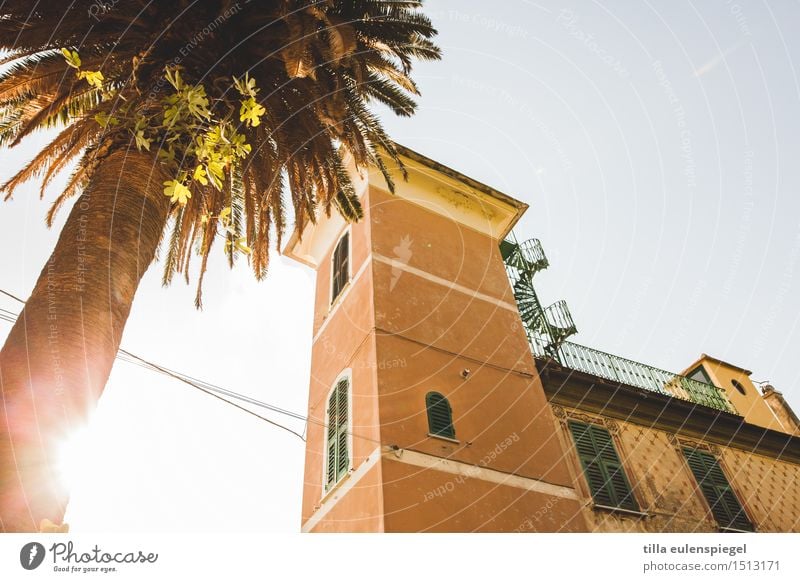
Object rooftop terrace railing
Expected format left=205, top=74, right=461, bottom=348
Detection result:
left=546, top=341, right=737, bottom=414
left=502, top=233, right=737, bottom=415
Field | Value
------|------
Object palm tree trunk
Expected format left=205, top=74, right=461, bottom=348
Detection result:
left=0, top=148, right=170, bottom=532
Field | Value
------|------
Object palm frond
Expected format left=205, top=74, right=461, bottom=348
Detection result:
left=0, top=0, right=440, bottom=303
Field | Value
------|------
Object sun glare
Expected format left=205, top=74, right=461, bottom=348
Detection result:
left=56, top=426, right=92, bottom=491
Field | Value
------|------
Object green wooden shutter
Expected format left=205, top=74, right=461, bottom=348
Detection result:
left=325, top=389, right=338, bottom=489
left=682, top=448, right=754, bottom=531
left=331, top=233, right=349, bottom=303
left=335, top=380, right=349, bottom=482
left=568, top=421, right=638, bottom=511
left=325, top=378, right=350, bottom=491
left=426, top=392, right=455, bottom=439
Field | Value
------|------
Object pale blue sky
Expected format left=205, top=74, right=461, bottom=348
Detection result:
left=1, top=1, right=798, bottom=531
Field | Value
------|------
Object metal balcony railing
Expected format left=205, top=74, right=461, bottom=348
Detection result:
left=502, top=235, right=576, bottom=354
left=553, top=341, right=736, bottom=414
left=543, top=300, right=577, bottom=342
left=517, top=238, right=549, bottom=273
left=503, top=237, right=549, bottom=274
left=500, top=232, right=735, bottom=414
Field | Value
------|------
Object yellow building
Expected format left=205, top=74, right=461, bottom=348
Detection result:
left=285, top=145, right=800, bottom=532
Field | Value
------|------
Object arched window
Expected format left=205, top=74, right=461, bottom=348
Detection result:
left=325, top=376, right=350, bottom=491
left=731, top=379, right=746, bottom=395
left=331, top=231, right=350, bottom=304
left=426, top=392, right=455, bottom=439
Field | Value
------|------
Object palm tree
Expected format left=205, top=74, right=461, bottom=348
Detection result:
left=0, top=0, right=439, bottom=532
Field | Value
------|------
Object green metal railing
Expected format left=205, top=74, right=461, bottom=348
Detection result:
left=502, top=237, right=549, bottom=273
left=553, top=341, right=736, bottom=414
left=543, top=300, right=578, bottom=343
left=501, top=235, right=577, bottom=356
left=500, top=233, right=737, bottom=415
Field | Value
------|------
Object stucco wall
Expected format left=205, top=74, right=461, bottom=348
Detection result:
left=553, top=405, right=800, bottom=532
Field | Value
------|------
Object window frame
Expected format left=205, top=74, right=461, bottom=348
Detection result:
left=687, top=365, right=714, bottom=386
left=329, top=228, right=352, bottom=308
left=681, top=447, right=754, bottom=532
left=322, top=370, right=353, bottom=496
left=567, top=420, right=640, bottom=513
left=425, top=391, right=456, bottom=441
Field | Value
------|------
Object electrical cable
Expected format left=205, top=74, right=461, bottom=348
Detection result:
left=0, top=288, right=384, bottom=446
left=0, top=293, right=304, bottom=440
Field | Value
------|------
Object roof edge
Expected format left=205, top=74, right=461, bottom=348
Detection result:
left=282, top=142, right=530, bottom=258
left=391, top=142, right=529, bottom=217
left=682, top=353, right=753, bottom=377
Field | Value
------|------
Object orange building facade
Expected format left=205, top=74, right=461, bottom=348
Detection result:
left=285, top=146, right=800, bottom=532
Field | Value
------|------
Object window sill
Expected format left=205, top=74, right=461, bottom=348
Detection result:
left=328, top=281, right=352, bottom=314
left=320, top=469, right=353, bottom=503
left=592, top=504, right=649, bottom=518
left=428, top=433, right=460, bottom=444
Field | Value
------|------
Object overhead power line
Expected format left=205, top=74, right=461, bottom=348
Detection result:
left=118, top=349, right=307, bottom=441
left=0, top=288, right=384, bottom=447
left=0, top=294, right=305, bottom=441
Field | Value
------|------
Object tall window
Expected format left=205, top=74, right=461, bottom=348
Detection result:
left=325, top=377, right=349, bottom=491
left=331, top=231, right=350, bottom=304
left=426, top=392, right=455, bottom=439
left=682, top=448, right=754, bottom=531
left=568, top=421, right=639, bottom=511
